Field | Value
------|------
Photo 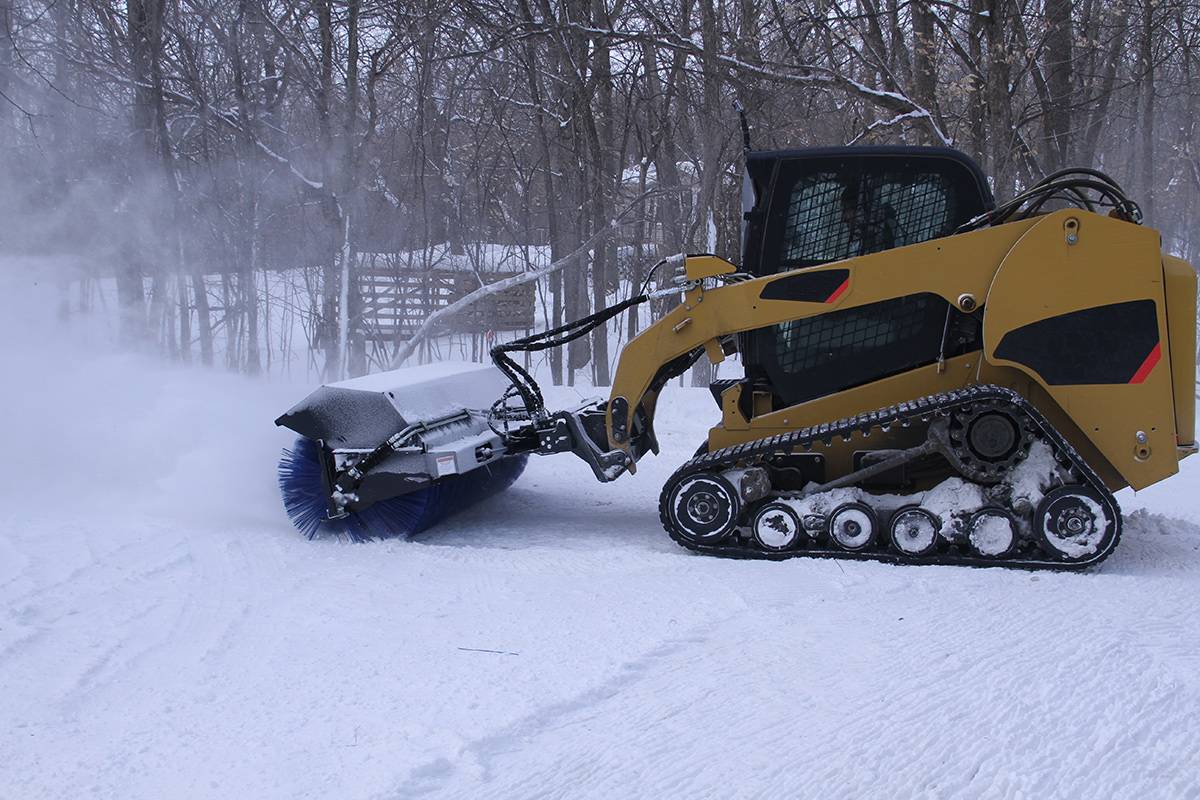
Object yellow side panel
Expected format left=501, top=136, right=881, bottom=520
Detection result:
left=607, top=219, right=1040, bottom=448
left=982, top=210, right=1176, bottom=490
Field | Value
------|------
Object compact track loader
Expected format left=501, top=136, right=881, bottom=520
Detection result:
left=277, top=145, right=1197, bottom=569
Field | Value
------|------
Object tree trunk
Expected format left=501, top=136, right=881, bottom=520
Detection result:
left=642, top=38, right=686, bottom=261
left=588, top=0, right=615, bottom=386
left=559, top=0, right=591, bottom=385
left=1078, top=4, right=1128, bottom=166
left=178, top=275, right=191, bottom=364
left=522, top=23, right=565, bottom=384
left=1043, top=0, right=1074, bottom=169
left=123, top=0, right=169, bottom=348
left=0, top=0, right=14, bottom=145
left=690, top=0, right=723, bottom=388
left=1137, top=0, right=1156, bottom=222
left=984, top=0, right=1017, bottom=194
left=967, top=0, right=987, bottom=167
left=910, top=0, right=938, bottom=143
left=316, top=0, right=342, bottom=379
left=193, top=273, right=213, bottom=365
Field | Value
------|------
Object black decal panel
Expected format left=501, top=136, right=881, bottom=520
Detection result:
left=759, top=269, right=850, bottom=303
left=993, top=300, right=1159, bottom=385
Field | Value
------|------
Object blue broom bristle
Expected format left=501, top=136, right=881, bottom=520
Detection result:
left=277, top=436, right=527, bottom=541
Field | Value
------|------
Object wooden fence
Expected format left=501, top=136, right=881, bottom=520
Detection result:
left=355, top=267, right=536, bottom=343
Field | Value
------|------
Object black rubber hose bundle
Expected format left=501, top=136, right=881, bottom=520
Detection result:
left=489, top=292, right=650, bottom=428
left=957, top=168, right=1142, bottom=233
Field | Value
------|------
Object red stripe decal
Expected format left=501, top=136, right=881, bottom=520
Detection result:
left=1129, top=342, right=1161, bottom=384
left=825, top=278, right=850, bottom=304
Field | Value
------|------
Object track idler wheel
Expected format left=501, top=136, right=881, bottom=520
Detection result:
left=666, top=472, right=741, bottom=543
left=828, top=502, right=878, bottom=552
left=889, top=506, right=940, bottom=557
left=1035, top=486, right=1116, bottom=562
left=752, top=502, right=803, bottom=551
left=966, top=507, right=1018, bottom=558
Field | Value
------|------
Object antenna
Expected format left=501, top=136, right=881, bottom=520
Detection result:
left=733, top=99, right=751, bottom=154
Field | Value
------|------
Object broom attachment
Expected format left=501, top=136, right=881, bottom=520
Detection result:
left=275, top=363, right=528, bottom=540
left=274, top=277, right=683, bottom=541
left=278, top=436, right=527, bottom=540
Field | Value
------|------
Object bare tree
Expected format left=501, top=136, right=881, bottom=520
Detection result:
left=0, top=0, right=1195, bottom=383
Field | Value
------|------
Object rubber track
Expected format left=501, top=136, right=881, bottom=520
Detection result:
left=658, top=384, right=1122, bottom=570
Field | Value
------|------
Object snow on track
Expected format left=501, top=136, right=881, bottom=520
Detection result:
left=3, top=284, right=1200, bottom=798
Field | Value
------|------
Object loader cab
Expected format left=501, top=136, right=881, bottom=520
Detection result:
left=738, top=146, right=994, bottom=408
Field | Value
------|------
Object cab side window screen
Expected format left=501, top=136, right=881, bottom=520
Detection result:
left=755, top=293, right=982, bottom=406
left=779, top=171, right=956, bottom=269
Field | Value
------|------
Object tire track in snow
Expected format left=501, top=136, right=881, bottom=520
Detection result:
left=0, top=536, right=192, bottom=663
left=387, top=603, right=750, bottom=799
left=379, top=538, right=1200, bottom=800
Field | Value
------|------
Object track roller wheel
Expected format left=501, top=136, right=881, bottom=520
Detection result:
left=665, top=472, right=741, bottom=544
left=752, top=502, right=803, bottom=551
left=889, top=506, right=940, bottom=557
left=966, top=507, right=1018, bottom=558
left=828, top=502, right=878, bottom=552
left=1035, top=485, right=1115, bottom=562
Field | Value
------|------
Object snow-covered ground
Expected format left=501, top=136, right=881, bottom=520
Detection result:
left=4, top=277, right=1200, bottom=799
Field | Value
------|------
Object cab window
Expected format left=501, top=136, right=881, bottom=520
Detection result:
left=779, top=170, right=957, bottom=269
